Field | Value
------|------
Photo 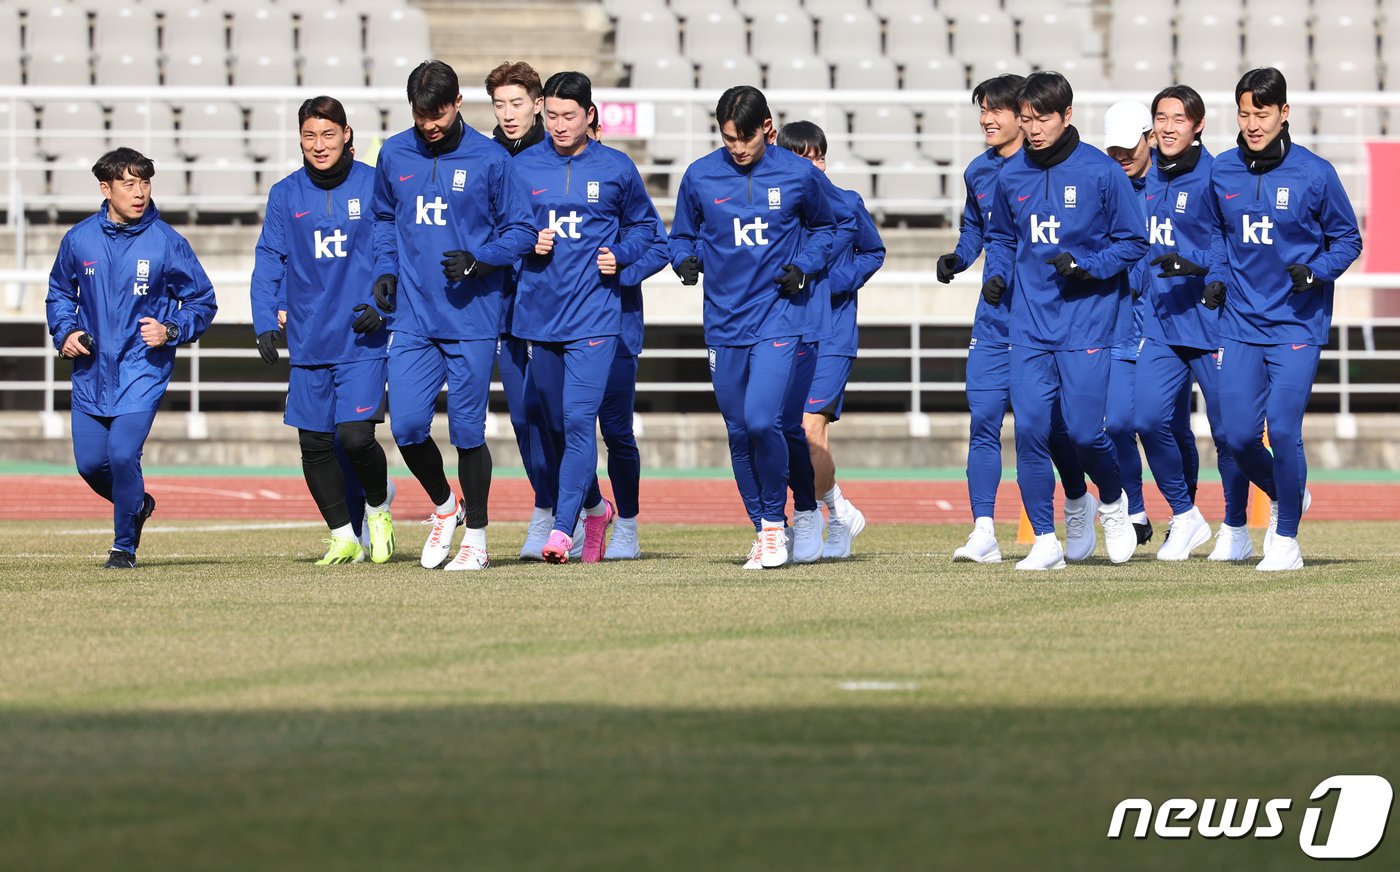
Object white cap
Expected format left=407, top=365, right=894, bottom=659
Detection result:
left=1102, top=100, right=1152, bottom=150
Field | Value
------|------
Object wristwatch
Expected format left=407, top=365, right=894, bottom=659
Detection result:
left=163, top=321, right=180, bottom=344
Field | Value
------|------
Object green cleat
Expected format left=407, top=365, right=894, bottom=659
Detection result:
left=366, top=508, right=395, bottom=564
left=315, top=537, right=364, bottom=565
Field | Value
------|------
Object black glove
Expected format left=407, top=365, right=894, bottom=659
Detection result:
left=372, top=274, right=397, bottom=313
left=1202, top=281, right=1226, bottom=310
left=1285, top=263, right=1316, bottom=293
left=776, top=264, right=810, bottom=298
left=1150, top=253, right=1208, bottom=278
left=77, top=332, right=93, bottom=351
left=441, top=250, right=500, bottom=281
left=1046, top=252, right=1091, bottom=281
left=981, top=276, right=1006, bottom=306
left=256, top=330, right=281, bottom=366
left=935, top=253, right=959, bottom=284
left=674, top=255, right=700, bottom=285
left=351, top=303, right=384, bottom=335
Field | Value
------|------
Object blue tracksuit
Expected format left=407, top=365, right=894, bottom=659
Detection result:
left=46, top=201, right=216, bottom=552
left=671, top=144, right=836, bottom=525
left=372, top=119, right=537, bottom=448
left=984, top=130, right=1148, bottom=534
left=513, top=139, right=661, bottom=535
left=1208, top=134, right=1361, bottom=537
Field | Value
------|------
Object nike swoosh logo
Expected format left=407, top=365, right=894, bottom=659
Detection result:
left=976, top=193, right=987, bottom=200
left=356, top=405, right=375, bottom=413
left=588, top=339, right=606, bottom=347
left=1018, top=195, right=1031, bottom=202
left=1225, top=193, right=1241, bottom=199
left=532, top=188, right=548, bottom=196
left=83, top=260, right=98, bottom=267
left=1292, top=344, right=1308, bottom=350
left=807, top=397, right=829, bottom=405
left=1305, top=276, right=1314, bottom=285
left=1146, top=195, right=1157, bottom=201
left=399, top=174, right=414, bottom=182
left=772, top=341, right=791, bottom=348
left=1086, top=348, right=1101, bottom=354
left=294, top=211, right=311, bottom=218
left=713, top=197, right=732, bottom=204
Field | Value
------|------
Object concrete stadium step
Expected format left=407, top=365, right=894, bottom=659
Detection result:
left=417, top=1, right=621, bottom=88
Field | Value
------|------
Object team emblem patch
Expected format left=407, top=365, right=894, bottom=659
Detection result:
left=1175, top=191, right=1189, bottom=213
left=136, top=259, right=150, bottom=279
left=1064, top=186, right=1077, bottom=208
left=452, top=169, right=467, bottom=192
left=768, top=187, right=782, bottom=210
left=587, top=181, right=600, bottom=203
left=1216, top=346, right=1224, bottom=369
left=348, top=198, right=361, bottom=219
left=708, top=347, right=717, bottom=371
left=968, top=337, right=978, bottom=351
left=1275, top=187, right=1290, bottom=211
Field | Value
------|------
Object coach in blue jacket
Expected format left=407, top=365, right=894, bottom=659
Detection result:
left=46, top=147, right=216, bottom=569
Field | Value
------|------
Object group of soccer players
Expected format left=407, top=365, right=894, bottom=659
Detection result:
left=941, top=67, right=1360, bottom=571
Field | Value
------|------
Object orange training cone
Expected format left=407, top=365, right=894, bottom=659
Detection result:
left=1247, top=426, right=1272, bottom=528
left=1017, top=505, right=1035, bottom=544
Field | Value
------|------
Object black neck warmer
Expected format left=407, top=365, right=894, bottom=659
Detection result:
left=1157, top=143, right=1203, bottom=180
left=1024, top=124, right=1080, bottom=169
left=416, top=116, right=465, bottom=156
left=304, top=149, right=354, bottom=190
left=1238, top=121, right=1290, bottom=174
left=493, top=117, right=546, bottom=155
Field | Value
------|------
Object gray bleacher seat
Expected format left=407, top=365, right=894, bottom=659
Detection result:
left=885, top=11, right=950, bottom=65
left=366, top=8, right=430, bottom=88
left=165, top=53, right=228, bottom=88
left=1042, top=56, right=1108, bottom=92
left=628, top=54, right=695, bottom=89
left=876, top=153, right=941, bottom=203
left=246, top=99, right=294, bottom=160
left=108, top=101, right=178, bottom=161
left=26, top=49, right=91, bottom=86
left=1110, top=56, right=1174, bottom=93
left=1174, top=15, right=1241, bottom=80
left=23, top=2, right=89, bottom=53
left=188, top=157, right=257, bottom=206
left=651, top=102, right=711, bottom=165
left=161, top=5, right=228, bottom=85
left=749, top=8, right=816, bottom=64
left=1018, top=10, right=1094, bottom=70
left=340, top=102, right=383, bottom=142
left=1243, top=12, right=1310, bottom=72
left=764, top=55, right=830, bottom=90
left=0, top=39, right=19, bottom=87
left=825, top=159, right=875, bottom=201
left=847, top=105, right=921, bottom=164
left=775, top=102, right=848, bottom=143
left=872, top=0, right=935, bottom=16
left=230, top=7, right=295, bottom=60
left=233, top=52, right=296, bottom=87
left=383, top=100, right=412, bottom=137
left=1174, top=57, right=1240, bottom=93
left=669, top=0, right=722, bottom=18
left=96, top=51, right=160, bottom=87
left=1314, top=58, right=1379, bottom=92
left=1175, top=0, right=1243, bottom=18
left=1005, top=0, right=1080, bottom=17
left=1105, top=10, right=1172, bottom=78
left=37, top=100, right=106, bottom=161
left=802, top=0, right=853, bottom=20
left=602, top=0, right=667, bottom=17
left=834, top=57, right=899, bottom=92
left=176, top=101, right=245, bottom=160
left=951, top=11, right=1015, bottom=65
left=816, top=9, right=883, bottom=61
left=614, top=9, right=682, bottom=62
left=902, top=56, right=965, bottom=91
left=50, top=155, right=105, bottom=207
left=965, top=58, right=1027, bottom=91
left=1313, top=106, right=1383, bottom=144
left=93, top=7, right=158, bottom=57
left=299, top=8, right=363, bottom=58
left=682, top=8, right=746, bottom=59
left=916, top=100, right=967, bottom=163
left=736, top=0, right=803, bottom=16
left=302, top=54, right=366, bottom=89
left=697, top=55, right=761, bottom=90
left=937, top=0, right=997, bottom=20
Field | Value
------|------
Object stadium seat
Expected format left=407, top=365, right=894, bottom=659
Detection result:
left=302, top=55, right=367, bottom=89
left=340, top=102, right=384, bottom=143
left=668, top=0, right=721, bottom=19
left=0, top=44, right=20, bottom=87
left=816, top=9, right=883, bottom=61
left=1042, top=57, right=1109, bottom=94
left=628, top=54, right=695, bottom=89
left=847, top=105, right=921, bottom=164
left=1242, top=12, right=1310, bottom=73
left=951, top=12, right=1016, bottom=65
left=614, top=9, right=682, bottom=62
left=776, top=102, right=848, bottom=145
left=875, top=153, right=940, bottom=203
left=601, top=0, right=668, bottom=17
left=1175, top=0, right=1243, bottom=19
left=965, top=58, right=1028, bottom=91
left=246, top=100, right=295, bottom=160
left=1110, top=56, right=1175, bottom=94
left=188, top=158, right=258, bottom=206
left=825, top=158, right=875, bottom=201
left=885, top=11, right=950, bottom=66
left=764, top=55, right=831, bottom=91
left=834, top=57, right=899, bottom=92
left=1175, top=17, right=1242, bottom=80
left=160, top=4, right=228, bottom=52
left=650, top=102, right=711, bottom=164
left=299, top=8, right=364, bottom=59
left=26, top=50, right=91, bottom=86
left=736, top=0, right=804, bottom=16
left=1018, top=11, right=1095, bottom=71
left=871, top=0, right=936, bottom=16
left=366, top=8, right=430, bottom=88
left=902, top=56, right=965, bottom=91
left=93, top=7, right=159, bottom=58
left=96, top=51, right=161, bottom=88
left=233, top=53, right=297, bottom=87
left=230, top=8, right=296, bottom=61
left=108, top=101, right=179, bottom=165
left=749, top=8, right=817, bottom=64
left=0, top=100, right=39, bottom=161
left=1174, top=57, right=1241, bottom=94
left=23, top=2, right=89, bottom=54
left=682, top=8, right=747, bottom=60
left=164, top=53, right=230, bottom=88
left=176, top=101, right=246, bottom=160
left=697, top=55, right=762, bottom=91
left=915, top=101, right=967, bottom=163
left=37, top=100, right=106, bottom=161
left=936, top=0, right=996, bottom=21
left=1314, top=58, right=1380, bottom=92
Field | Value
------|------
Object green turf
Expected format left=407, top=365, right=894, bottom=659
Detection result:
left=1, top=521, right=1398, bottom=871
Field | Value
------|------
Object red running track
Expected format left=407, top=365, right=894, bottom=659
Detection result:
left=7, top=475, right=1400, bottom=525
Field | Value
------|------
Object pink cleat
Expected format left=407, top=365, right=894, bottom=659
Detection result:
left=581, top=499, right=615, bottom=563
left=542, top=530, right=572, bottom=564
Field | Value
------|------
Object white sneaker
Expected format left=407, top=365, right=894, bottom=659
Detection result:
left=953, top=518, right=1001, bottom=563
left=1264, top=487, right=1311, bottom=554
left=570, top=511, right=586, bottom=561
left=743, top=538, right=762, bottom=570
left=821, top=499, right=866, bottom=559
left=520, top=507, right=554, bottom=561
left=759, top=525, right=789, bottom=569
left=791, top=509, right=824, bottom=563
left=420, top=499, right=464, bottom=569
left=1207, top=523, right=1255, bottom=562
left=604, top=517, right=640, bottom=559
left=444, top=538, right=489, bottom=571
left=1256, top=534, right=1304, bottom=571
left=359, top=478, right=397, bottom=552
left=1099, top=496, right=1136, bottom=564
left=1155, top=507, right=1211, bottom=561
left=1064, top=493, right=1099, bottom=561
left=1016, top=532, right=1066, bottom=570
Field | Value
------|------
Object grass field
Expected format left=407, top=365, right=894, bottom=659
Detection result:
left=2, top=519, right=1398, bottom=871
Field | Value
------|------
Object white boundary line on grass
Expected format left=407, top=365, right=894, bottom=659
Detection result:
left=839, top=681, right=921, bottom=692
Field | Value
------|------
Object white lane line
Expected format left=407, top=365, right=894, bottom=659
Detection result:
left=935, top=500, right=954, bottom=511
left=838, top=680, right=920, bottom=692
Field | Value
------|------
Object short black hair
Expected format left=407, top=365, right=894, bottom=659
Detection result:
left=542, top=70, right=596, bottom=118
left=92, top=146, right=154, bottom=183
left=1017, top=71, right=1073, bottom=117
left=1235, top=67, right=1287, bottom=110
left=973, top=74, right=1026, bottom=113
left=715, top=85, right=771, bottom=139
left=406, top=60, right=461, bottom=115
left=1151, top=85, right=1206, bottom=126
left=298, top=95, right=348, bottom=129
left=776, top=120, right=826, bottom=158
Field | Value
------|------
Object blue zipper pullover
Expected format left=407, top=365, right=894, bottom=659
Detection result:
left=617, top=224, right=672, bottom=357
left=1207, top=142, right=1362, bottom=345
left=1142, top=146, right=1220, bottom=350
left=46, top=202, right=216, bottom=416
left=371, top=119, right=537, bottom=340
left=512, top=140, right=662, bottom=343
left=985, top=139, right=1147, bottom=350
left=793, top=169, right=861, bottom=345
left=822, top=185, right=884, bottom=357
left=670, top=145, right=838, bottom=346
left=251, top=161, right=385, bottom=365
left=1112, top=172, right=1150, bottom=362
left=954, top=147, right=1015, bottom=342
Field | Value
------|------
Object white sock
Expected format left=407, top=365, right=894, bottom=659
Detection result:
left=585, top=500, right=608, bottom=517
left=367, top=501, right=389, bottom=514
left=330, top=523, right=356, bottom=541
left=823, top=484, right=842, bottom=512
left=530, top=506, right=553, bottom=524
left=461, top=526, right=486, bottom=548
left=435, top=495, right=457, bottom=515
left=761, top=519, right=784, bottom=530
left=974, top=516, right=995, bottom=535
left=1128, top=511, right=1148, bottom=525
left=615, top=516, right=637, bottom=531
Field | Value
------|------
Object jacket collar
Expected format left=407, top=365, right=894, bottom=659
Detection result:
left=98, top=200, right=159, bottom=236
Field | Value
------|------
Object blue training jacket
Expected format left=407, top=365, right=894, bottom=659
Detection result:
left=1207, top=140, right=1362, bottom=346
left=511, top=139, right=662, bottom=343
left=1141, top=145, right=1221, bottom=351
left=250, top=161, right=386, bottom=365
left=984, top=132, right=1147, bottom=351
left=953, top=146, right=1015, bottom=342
left=670, top=145, right=838, bottom=346
left=616, top=223, right=672, bottom=357
left=822, top=185, right=884, bottom=358
left=371, top=118, right=537, bottom=341
left=1113, top=171, right=1150, bottom=361
left=46, top=202, right=216, bottom=416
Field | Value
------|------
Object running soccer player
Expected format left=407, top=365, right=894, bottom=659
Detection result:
left=1138, top=84, right=1277, bottom=561
left=250, top=96, right=395, bottom=566
left=670, top=85, right=837, bottom=569
left=1206, top=67, right=1361, bottom=570
left=46, top=146, right=217, bottom=569
left=937, top=74, right=1091, bottom=564
left=776, top=120, right=885, bottom=560
left=983, top=72, right=1147, bottom=570
left=371, top=60, right=537, bottom=571
left=512, top=71, right=662, bottom=563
